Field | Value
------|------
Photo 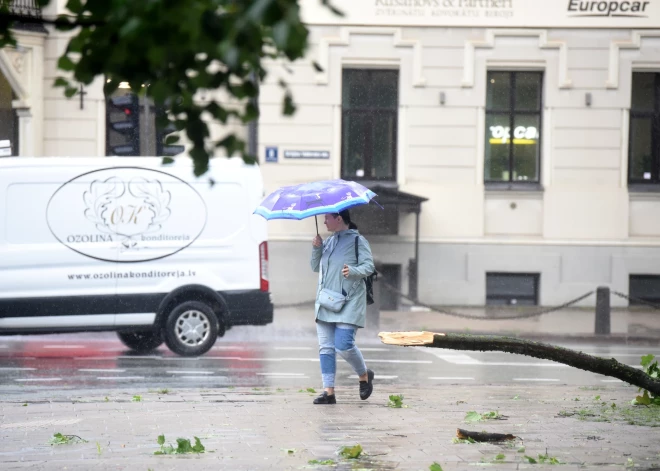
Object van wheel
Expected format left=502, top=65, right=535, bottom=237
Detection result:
left=163, top=301, right=219, bottom=356
left=117, top=331, right=163, bottom=353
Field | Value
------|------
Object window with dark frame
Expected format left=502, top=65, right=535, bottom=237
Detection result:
left=486, top=272, right=540, bottom=306
left=629, top=275, right=660, bottom=305
left=629, top=73, right=660, bottom=185
left=341, top=69, right=398, bottom=181
left=485, top=71, right=543, bottom=184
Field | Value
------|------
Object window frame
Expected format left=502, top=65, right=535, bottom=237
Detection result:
left=486, top=272, right=540, bottom=306
left=341, top=68, right=399, bottom=182
left=628, top=274, right=660, bottom=305
left=484, top=71, right=544, bottom=186
left=628, top=72, right=660, bottom=186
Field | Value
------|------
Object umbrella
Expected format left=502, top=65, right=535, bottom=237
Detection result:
left=253, top=179, right=381, bottom=234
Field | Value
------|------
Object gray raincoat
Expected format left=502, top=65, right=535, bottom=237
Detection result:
left=311, top=229, right=375, bottom=328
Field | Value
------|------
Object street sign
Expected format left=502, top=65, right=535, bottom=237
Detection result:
left=283, top=150, right=330, bottom=159
left=265, top=146, right=278, bottom=163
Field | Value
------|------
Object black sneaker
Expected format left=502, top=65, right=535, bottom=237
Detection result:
left=359, top=369, right=374, bottom=400
left=313, top=391, right=337, bottom=405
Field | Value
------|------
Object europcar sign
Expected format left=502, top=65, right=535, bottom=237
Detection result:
left=300, top=0, right=659, bottom=27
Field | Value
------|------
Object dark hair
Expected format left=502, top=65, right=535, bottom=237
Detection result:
left=335, top=209, right=358, bottom=230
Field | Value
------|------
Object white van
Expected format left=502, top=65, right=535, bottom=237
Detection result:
left=0, top=157, right=273, bottom=356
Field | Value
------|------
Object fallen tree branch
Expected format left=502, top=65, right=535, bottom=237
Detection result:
left=378, top=331, right=660, bottom=396
left=457, top=429, right=516, bottom=442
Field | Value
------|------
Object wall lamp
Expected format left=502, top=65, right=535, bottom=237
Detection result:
left=439, top=91, right=446, bottom=106
left=585, top=92, right=592, bottom=107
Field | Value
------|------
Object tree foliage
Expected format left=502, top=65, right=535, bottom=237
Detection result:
left=0, top=0, right=340, bottom=176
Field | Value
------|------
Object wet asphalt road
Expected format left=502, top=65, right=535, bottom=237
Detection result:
left=0, top=331, right=658, bottom=393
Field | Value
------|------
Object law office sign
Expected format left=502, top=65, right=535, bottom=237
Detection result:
left=300, top=0, right=659, bottom=28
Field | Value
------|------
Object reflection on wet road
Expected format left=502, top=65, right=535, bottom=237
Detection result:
left=1, top=333, right=657, bottom=392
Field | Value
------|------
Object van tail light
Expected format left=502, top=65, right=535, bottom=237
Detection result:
left=259, top=241, right=269, bottom=292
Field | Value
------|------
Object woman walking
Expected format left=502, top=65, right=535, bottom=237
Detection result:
left=310, top=209, right=375, bottom=405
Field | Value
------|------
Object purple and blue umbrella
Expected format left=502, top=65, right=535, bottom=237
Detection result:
left=253, top=179, right=380, bottom=233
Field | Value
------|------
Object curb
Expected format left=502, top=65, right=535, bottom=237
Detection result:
left=421, top=329, right=660, bottom=345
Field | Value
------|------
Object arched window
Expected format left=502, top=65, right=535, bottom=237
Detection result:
left=0, top=70, right=18, bottom=157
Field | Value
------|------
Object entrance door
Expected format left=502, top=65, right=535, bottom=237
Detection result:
left=379, top=264, right=401, bottom=311
left=0, top=71, right=18, bottom=156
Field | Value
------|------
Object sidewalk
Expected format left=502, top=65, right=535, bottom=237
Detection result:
left=249, top=305, right=660, bottom=345
left=1, top=384, right=658, bottom=470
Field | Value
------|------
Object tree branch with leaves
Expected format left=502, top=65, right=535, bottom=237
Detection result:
left=0, top=0, right=339, bottom=176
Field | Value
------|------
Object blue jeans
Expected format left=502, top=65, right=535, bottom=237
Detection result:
left=316, top=320, right=368, bottom=388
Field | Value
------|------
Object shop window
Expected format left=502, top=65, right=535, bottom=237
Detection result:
left=485, top=71, right=543, bottom=185
left=341, top=69, right=398, bottom=181
left=486, top=272, right=539, bottom=306
left=629, top=275, right=660, bottom=305
left=629, top=73, right=660, bottom=185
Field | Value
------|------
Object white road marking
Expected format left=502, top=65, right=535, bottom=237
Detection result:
left=424, top=350, right=567, bottom=367
left=591, top=353, right=660, bottom=358
left=601, top=379, right=623, bottom=383
left=78, top=368, right=126, bottom=373
left=43, top=345, right=84, bottom=349
left=175, top=376, right=228, bottom=380
left=166, top=370, right=214, bottom=375
left=428, top=377, right=475, bottom=380
left=212, top=346, right=246, bottom=350
left=348, top=375, right=398, bottom=379
left=257, top=373, right=305, bottom=376
left=15, top=378, right=62, bottom=382
left=363, top=360, right=432, bottom=364
left=513, top=378, right=560, bottom=382
left=96, top=376, right=145, bottom=380
left=0, top=367, right=36, bottom=371
left=274, top=347, right=313, bottom=351
left=359, top=348, right=390, bottom=352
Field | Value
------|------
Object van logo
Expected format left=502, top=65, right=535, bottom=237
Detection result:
left=47, top=167, right=207, bottom=263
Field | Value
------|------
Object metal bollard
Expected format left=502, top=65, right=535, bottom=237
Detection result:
left=595, top=286, right=611, bottom=335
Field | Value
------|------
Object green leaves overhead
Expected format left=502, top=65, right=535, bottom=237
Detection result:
left=0, top=0, right=341, bottom=176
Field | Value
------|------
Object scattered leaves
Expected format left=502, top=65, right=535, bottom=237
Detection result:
left=452, top=437, right=477, bottom=444
left=154, top=434, right=205, bottom=455
left=306, top=388, right=317, bottom=394
left=309, top=459, right=337, bottom=465
left=96, top=441, right=102, bottom=455
left=429, top=462, right=444, bottom=471
left=464, top=410, right=503, bottom=422
left=494, top=453, right=505, bottom=461
left=132, top=395, right=142, bottom=402
left=49, top=433, right=88, bottom=445
left=388, top=394, right=405, bottom=408
left=282, top=448, right=296, bottom=454
left=339, top=444, right=363, bottom=459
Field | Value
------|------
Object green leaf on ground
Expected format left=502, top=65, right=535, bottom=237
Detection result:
left=388, top=394, right=404, bottom=408
left=306, top=388, right=317, bottom=394
left=518, top=446, right=526, bottom=453
left=282, top=448, right=296, bottom=454
left=132, top=395, right=142, bottom=402
left=494, top=453, right=505, bottom=461
left=524, top=455, right=537, bottom=464
left=339, top=444, right=363, bottom=459
left=49, top=433, right=88, bottom=445
left=157, top=389, right=169, bottom=394
left=452, top=437, right=477, bottom=444
left=154, top=434, right=205, bottom=455
left=429, top=462, right=444, bottom=471
left=96, top=442, right=102, bottom=455
left=309, top=459, right=336, bottom=465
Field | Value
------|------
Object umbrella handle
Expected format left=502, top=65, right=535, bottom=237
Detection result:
left=315, top=215, right=319, bottom=235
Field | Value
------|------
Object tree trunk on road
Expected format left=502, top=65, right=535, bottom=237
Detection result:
left=378, top=331, right=660, bottom=396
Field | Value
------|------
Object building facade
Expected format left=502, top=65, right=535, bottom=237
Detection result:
left=259, top=0, right=660, bottom=308
left=2, top=0, right=660, bottom=307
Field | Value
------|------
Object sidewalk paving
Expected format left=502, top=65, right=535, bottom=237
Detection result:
left=243, top=305, right=660, bottom=346
left=1, top=383, right=659, bottom=470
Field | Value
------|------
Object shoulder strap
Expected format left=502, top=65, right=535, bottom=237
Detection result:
left=354, top=235, right=359, bottom=263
